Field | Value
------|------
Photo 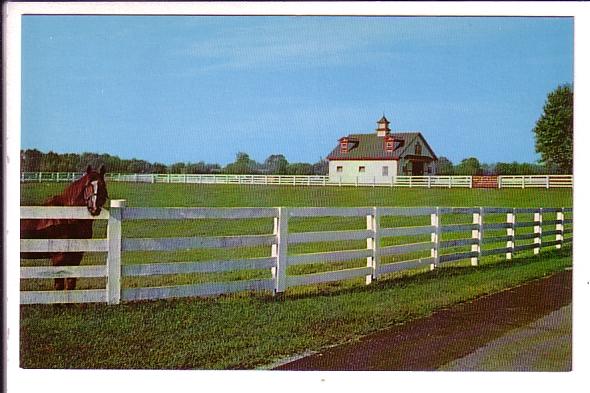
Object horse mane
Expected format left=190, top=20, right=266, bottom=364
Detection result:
left=43, top=173, right=88, bottom=207
left=43, top=195, right=65, bottom=206
left=35, top=173, right=90, bottom=230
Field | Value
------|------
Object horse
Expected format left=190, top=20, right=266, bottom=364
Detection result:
left=21, top=165, right=109, bottom=290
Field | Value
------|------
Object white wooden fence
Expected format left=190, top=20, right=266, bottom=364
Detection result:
left=20, top=201, right=573, bottom=305
left=20, top=172, right=573, bottom=189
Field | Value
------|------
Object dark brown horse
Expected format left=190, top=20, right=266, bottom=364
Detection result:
left=21, top=165, right=109, bottom=290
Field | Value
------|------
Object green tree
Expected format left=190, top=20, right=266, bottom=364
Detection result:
left=21, top=149, right=43, bottom=171
left=152, top=163, right=168, bottom=173
left=312, top=158, right=329, bottom=175
left=169, top=162, right=186, bottom=173
left=435, top=156, right=454, bottom=175
left=263, top=154, right=289, bottom=174
left=533, top=84, right=573, bottom=173
left=286, top=163, right=314, bottom=175
left=224, top=152, right=258, bottom=174
left=454, top=157, right=482, bottom=175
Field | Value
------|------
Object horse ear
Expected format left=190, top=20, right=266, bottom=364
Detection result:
left=99, top=165, right=106, bottom=176
left=85, top=165, right=92, bottom=174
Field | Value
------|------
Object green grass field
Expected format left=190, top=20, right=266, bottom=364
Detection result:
left=21, top=182, right=573, bottom=208
left=20, top=183, right=573, bottom=369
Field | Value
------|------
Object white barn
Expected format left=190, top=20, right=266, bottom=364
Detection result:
left=327, top=116, right=437, bottom=184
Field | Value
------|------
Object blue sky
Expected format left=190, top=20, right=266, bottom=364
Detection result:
left=21, top=16, right=573, bottom=166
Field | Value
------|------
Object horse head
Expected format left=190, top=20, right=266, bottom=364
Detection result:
left=81, top=165, right=109, bottom=216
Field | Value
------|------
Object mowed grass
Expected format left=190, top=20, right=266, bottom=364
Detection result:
left=20, top=183, right=573, bottom=369
left=21, top=249, right=572, bottom=369
left=21, top=182, right=573, bottom=208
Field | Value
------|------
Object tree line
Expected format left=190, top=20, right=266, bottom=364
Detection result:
left=20, top=149, right=329, bottom=175
left=21, top=148, right=566, bottom=176
left=435, top=156, right=566, bottom=176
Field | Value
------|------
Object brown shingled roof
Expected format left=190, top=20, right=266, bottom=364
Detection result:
left=327, top=132, right=437, bottom=161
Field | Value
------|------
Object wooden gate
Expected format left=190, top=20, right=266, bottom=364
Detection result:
left=472, top=176, right=498, bottom=188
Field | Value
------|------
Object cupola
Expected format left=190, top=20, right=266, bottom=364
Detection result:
left=376, top=115, right=391, bottom=137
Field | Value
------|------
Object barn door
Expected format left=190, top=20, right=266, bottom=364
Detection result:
left=411, top=161, right=424, bottom=176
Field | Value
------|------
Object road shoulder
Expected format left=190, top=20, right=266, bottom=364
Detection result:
left=275, top=270, right=572, bottom=371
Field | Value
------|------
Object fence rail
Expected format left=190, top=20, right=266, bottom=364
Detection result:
left=21, top=172, right=573, bottom=189
left=20, top=202, right=573, bottom=305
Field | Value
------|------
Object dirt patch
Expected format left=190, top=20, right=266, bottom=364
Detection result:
left=274, top=270, right=572, bottom=371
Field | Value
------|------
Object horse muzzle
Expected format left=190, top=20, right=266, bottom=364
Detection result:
left=89, top=206, right=102, bottom=216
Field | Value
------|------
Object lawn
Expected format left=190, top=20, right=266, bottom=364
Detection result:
left=21, top=182, right=573, bottom=208
left=19, top=182, right=573, bottom=369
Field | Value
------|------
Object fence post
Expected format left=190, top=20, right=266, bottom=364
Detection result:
left=546, top=175, right=550, bottom=189
left=498, top=176, right=502, bottom=189
left=409, top=176, right=413, bottom=188
left=366, top=207, right=381, bottom=284
left=107, top=199, right=126, bottom=305
left=428, top=176, right=431, bottom=188
left=469, top=176, right=473, bottom=189
left=272, top=207, right=289, bottom=294
left=506, top=209, right=515, bottom=259
left=534, top=208, right=543, bottom=255
left=471, top=207, right=483, bottom=266
left=521, top=176, right=525, bottom=189
left=556, top=208, right=564, bottom=249
left=448, top=176, right=452, bottom=189
left=430, top=207, right=440, bottom=270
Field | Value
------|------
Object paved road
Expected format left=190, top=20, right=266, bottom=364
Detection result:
left=439, top=304, right=571, bottom=371
left=275, top=270, right=572, bottom=371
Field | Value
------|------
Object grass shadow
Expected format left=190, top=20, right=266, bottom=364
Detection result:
left=268, top=246, right=572, bottom=302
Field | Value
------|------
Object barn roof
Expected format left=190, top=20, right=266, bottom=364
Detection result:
left=326, top=132, right=437, bottom=161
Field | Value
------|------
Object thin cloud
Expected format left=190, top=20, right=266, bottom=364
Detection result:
left=174, top=16, right=552, bottom=68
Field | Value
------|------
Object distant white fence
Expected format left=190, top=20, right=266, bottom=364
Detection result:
left=20, top=172, right=573, bottom=189
left=20, top=201, right=573, bottom=305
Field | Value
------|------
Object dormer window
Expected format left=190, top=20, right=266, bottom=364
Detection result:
left=339, top=137, right=358, bottom=153
left=340, top=138, right=349, bottom=153
left=385, top=136, right=395, bottom=152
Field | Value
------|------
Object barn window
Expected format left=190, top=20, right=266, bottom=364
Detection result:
left=336, top=166, right=343, bottom=173
left=415, top=143, right=422, bottom=155
left=385, top=137, right=395, bottom=152
left=427, top=166, right=432, bottom=174
left=382, top=166, right=388, bottom=176
left=340, top=137, right=350, bottom=153
left=358, top=166, right=366, bottom=173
